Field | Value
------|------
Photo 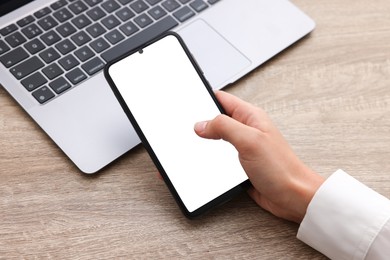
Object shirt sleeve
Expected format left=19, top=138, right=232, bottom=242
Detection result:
left=297, top=169, right=390, bottom=260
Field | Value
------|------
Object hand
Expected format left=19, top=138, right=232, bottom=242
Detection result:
left=194, top=91, right=324, bottom=223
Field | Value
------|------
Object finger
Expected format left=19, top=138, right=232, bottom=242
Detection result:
left=214, top=91, right=253, bottom=117
left=156, top=172, right=163, bottom=181
left=194, top=114, right=261, bottom=151
left=214, top=91, right=268, bottom=128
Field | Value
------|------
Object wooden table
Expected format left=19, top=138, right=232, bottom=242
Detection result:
left=1, top=0, right=390, bottom=258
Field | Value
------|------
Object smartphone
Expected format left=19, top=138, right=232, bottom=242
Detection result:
left=104, top=33, right=250, bottom=218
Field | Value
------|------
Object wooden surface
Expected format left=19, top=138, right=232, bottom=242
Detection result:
left=1, top=0, right=390, bottom=258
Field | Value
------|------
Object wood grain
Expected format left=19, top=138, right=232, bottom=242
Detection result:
left=1, top=0, right=390, bottom=258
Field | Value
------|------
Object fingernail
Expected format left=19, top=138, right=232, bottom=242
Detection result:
left=194, top=121, right=208, bottom=132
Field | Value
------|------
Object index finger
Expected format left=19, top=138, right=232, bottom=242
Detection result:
left=215, top=91, right=268, bottom=128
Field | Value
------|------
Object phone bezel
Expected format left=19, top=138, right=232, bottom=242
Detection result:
left=104, top=32, right=251, bottom=218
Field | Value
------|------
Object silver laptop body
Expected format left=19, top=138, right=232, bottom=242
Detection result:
left=0, top=0, right=315, bottom=173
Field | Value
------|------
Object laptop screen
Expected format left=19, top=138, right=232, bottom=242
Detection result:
left=0, top=0, right=34, bottom=16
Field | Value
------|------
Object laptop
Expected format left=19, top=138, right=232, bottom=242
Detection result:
left=0, top=0, right=315, bottom=173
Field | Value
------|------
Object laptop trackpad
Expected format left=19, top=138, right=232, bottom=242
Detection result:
left=177, top=20, right=251, bottom=89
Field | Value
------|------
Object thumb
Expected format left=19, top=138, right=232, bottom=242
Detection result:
left=194, top=114, right=256, bottom=149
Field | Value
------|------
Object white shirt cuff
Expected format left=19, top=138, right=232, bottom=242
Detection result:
left=297, top=169, right=390, bottom=259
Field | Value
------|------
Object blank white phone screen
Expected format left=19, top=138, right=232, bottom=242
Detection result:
left=108, top=35, right=248, bottom=213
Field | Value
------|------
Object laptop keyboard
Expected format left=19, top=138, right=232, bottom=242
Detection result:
left=0, top=0, right=220, bottom=104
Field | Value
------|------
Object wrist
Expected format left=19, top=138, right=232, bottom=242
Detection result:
left=289, top=167, right=325, bottom=223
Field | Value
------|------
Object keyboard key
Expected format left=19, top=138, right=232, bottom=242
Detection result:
left=42, top=63, right=64, bottom=80
left=0, top=24, right=17, bottom=36
left=21, top=23, right=43, bottom=39
left=173, top=6, right=195, bottom=22
left=74, top=46, right=95, bottom=62
left=119, top=21, right=139, bottom=36
left=146, top=0, right=163, bottom=5
left=41, top=30, right=61, bottom=45
left=130, top=0, right=149, bottom=14
left=208, top=0, right=219, bottom=4
left=55, top=39, right=76, bottom=55
left=10, top=56, right=44, bottom=80
left=116, top=7, right=135, bottom=22
left=85, top=0, right=103, bottom=7
left=71, top=14, right=92, bottom=29
left=118, top=0, right=133, bottom=4
left=39, top=47, right=61, bottom=63
left=190, top=0, right=208, bottom=12
left=102, top=0, right=121, bottom=13
left=5, top=32, right=27, bottom=47
left=86, top=23, right=107, bottom=38
left=162, top=0, right=180, bottom=12
left=21, top=72, right=48, bottom=91
left=24, top=38, right=45, bottom=54
left=17, top=15, right=35, bottom=27
left=105, top=29, right=124, bottom=44
left=0, top=40, right=10, bottom=55
left=90, top=37, right=110, bottom=53
left=81, top=57, right=105, bottom=75
left=32, top=86, right=55, bottom=104
left=34, top=7, right=52, bottom=19
left=38, top=16, right=59, bottom=31
left=59, top=54, right=80, bottom=70
left=178, top=0, right=191, bottom=3
left=68, top=1, right=88, bottom=15
left=51, top=0, right=68, bottom=11
left=134, top=14, right=153, bottom=28
left=49, top=77, right=71, bottom=94
left=65, top=67, right=87, bottom=84
left=71, top=31, right=92, bottom=46
left=56, top=22, right=77, bottom=37
left=101, top=16, right=178, bottom=62
left=148, top=6, right=167, bottom=20
left=86, top=6, right=106, bottom=21
left=101, top=15, right=120, bottom=30
left=53, top=8, right=74, bottom=23
left=0, top=47, right=29, bottom=68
